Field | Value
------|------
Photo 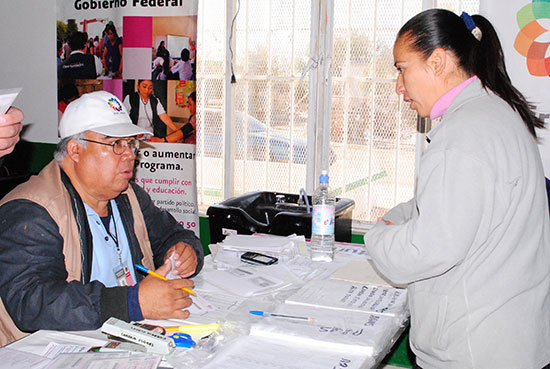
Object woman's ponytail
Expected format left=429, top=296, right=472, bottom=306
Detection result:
left=473, top=14, right=543, bottom=138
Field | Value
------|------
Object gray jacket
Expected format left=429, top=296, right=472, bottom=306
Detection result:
left=365, top=79, right=550, bottom=369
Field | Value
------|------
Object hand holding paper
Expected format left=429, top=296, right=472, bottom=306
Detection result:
left=0, top=88, right=23, bottom=157
left=137, top=262, right=195, bottom=320
left=164, top=242, right=198, bottom=278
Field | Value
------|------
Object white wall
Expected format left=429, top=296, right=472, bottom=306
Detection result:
left=0, top=0, right=58, bottom=144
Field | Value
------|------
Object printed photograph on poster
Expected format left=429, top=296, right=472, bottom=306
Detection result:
left=57, top=18, right=123, bottom=80
left=122, top=15, right=197, bottom=81
left=122, top=79, right=196, bottom=144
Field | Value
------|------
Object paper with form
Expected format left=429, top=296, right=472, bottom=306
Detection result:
left=201, top=266, right=287, bottom=297
left=218, top=234, right=294, bottom=253
left=0, top=347, right=50, bottom=369
left=285, top=279, right=408, bottom=317
left=43, top=352, right=161, bottom=369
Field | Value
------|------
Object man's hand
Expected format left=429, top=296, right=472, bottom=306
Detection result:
left=164, top=242, right=198, bottom=278
left=138, top=261, right=195, bottom=320
left=0, top=107, right=23, bottom=157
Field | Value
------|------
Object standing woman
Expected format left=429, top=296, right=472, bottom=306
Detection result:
left=364, top=9, right=550, bottom=369
left=102, top=23, right=123, bottom=78
left=123, top=80, right=179, bottom=140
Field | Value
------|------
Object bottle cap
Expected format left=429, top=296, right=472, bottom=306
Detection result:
left=319, top=170, right=329, bottom=183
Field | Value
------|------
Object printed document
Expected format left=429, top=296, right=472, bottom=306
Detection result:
left=285, top=279, right=408, bottom=317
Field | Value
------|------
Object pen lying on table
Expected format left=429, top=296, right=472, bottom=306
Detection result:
left=249, top=310, right=317, bottom=322
left=135, top=264, right=196, bottom=295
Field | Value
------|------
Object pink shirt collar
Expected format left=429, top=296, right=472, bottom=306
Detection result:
left=430, top=75, right=478, bottom=119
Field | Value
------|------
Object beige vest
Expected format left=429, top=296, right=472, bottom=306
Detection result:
left=0, top=161, right=155, bottom=346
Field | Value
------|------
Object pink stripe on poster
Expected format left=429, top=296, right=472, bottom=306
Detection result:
left=123, top=16, right=152, bottom=48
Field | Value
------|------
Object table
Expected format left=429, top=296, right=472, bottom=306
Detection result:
left=7, top=239, right=409, bottom=369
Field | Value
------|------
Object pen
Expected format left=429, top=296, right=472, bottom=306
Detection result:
left=249, top=310, right=316, bottom=322
left=135, top=264, right=196, bottom=295
left=165, top=324, right=220, bottom=333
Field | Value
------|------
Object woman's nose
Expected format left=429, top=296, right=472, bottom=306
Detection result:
left=395, top=74, right=405, bottom=95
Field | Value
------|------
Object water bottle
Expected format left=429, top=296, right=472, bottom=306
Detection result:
left=310, top=170, right=335, bottom=262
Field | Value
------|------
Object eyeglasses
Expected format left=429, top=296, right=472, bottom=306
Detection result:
left=80, top=138, right=139, bottom=155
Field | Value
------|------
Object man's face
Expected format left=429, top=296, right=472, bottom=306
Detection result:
left=73, top=131, right=136, bottom=202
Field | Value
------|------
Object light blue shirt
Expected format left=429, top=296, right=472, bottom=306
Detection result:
left=85, top=200, right=137, bottom=287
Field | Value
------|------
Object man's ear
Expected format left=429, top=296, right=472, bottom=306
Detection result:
left=66, top=138, right=82, bottom=162
left=428, top=47, right=447, bottom=76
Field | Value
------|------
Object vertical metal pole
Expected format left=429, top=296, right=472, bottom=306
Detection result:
left=314, top=0, right=334, bottom=178
left=321, top=0, right=335, bottom=173
left=223, top=0, right=235, bottom=199
left=306, top=0, right=320, bottom=193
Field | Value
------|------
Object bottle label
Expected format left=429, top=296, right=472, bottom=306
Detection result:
left=312, top=205, right=335, bottom=235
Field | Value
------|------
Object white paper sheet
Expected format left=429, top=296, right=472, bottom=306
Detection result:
left=41, top=342, right=91, bottom=359
left=184, top=289, right=247, bottom=324
left=333, top=242, right=369, bottom=258
left=201, top=266, right=287, bottom=297
left=43, top=352, right=160, bottom=369
left=0, top=347, right=50, bottom=369
left=285, top=279, right=408, bottom=317
left=219, top=234, right=294, bottom=253
left=330, top=260, right=394, bottom=287
left=0, top=88, right=21, bottom=114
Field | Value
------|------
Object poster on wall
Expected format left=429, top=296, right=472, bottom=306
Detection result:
left=480, top=0, right=550, bottom=185
left=56, top=0, right=199, bottom=236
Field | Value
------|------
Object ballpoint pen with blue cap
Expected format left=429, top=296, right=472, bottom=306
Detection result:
left=249, top=310, right=316, bottom=322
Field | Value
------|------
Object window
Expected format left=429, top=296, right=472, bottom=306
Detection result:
left=196, top=0, right=479, bottom=228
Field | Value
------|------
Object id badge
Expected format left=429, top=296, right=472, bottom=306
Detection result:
left=114, top=265, right=135, bottom=286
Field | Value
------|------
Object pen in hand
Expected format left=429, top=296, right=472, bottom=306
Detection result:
left=135, top=264, right=196, bottom=295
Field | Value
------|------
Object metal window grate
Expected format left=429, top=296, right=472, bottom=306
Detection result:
left=196, top=0, right=479, bottom=224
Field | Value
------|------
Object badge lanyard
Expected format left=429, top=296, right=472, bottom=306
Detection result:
left=104, top=202, right=134, bottom=286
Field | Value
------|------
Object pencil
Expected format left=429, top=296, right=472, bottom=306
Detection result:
left=135, top=264, right=196, bottom=295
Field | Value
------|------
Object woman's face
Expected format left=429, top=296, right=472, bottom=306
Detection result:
left=393, top=36, right=440, bottom=118
left=138, top=81, right=154, bottom=99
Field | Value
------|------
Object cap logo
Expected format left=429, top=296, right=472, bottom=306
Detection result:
left=107, top=97, right=123, bottom=112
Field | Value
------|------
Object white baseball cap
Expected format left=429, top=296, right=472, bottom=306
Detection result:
left=59, top=90, right=150, bottom=139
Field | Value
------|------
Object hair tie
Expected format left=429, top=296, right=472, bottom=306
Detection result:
left=460, top=12, right=482, bottom=41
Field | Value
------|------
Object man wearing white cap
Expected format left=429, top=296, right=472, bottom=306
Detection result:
left=0, top=91, right=204, bottom=345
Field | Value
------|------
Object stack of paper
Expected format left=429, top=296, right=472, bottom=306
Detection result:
left=210, top=234, right=304, bottom=269
left=220, top=234, right=296, bottom=253
left=202, top=335, right=374, bottom=369
left=251, top=305, right=399, bottom=356
left=330, top=260, right=394, bottom=287
left=285, top=279, right=408, bottom=318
